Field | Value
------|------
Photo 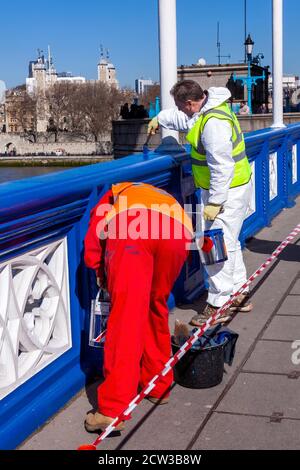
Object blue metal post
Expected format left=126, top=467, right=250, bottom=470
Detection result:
left=155, top=96, right=161, bottom=115
left=149, top=102, right=155, bottom=119
left=233, top=64, right=265, bottom=115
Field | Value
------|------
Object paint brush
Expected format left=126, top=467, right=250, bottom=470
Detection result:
left=174, top=319, right=190, bottom=345
left=143, top=133, right=152, bottom=157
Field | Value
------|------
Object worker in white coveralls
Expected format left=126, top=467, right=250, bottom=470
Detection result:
left=148, top=80, right=253, bottom=325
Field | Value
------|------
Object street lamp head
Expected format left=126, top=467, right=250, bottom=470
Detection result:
left=244, top=34, right=254, bottom=59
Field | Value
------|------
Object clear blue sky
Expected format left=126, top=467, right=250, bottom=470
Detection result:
left=0, top=0, right=299, bottom=89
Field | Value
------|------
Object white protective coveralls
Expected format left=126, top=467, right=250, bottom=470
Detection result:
left=157, top=87, right=253, bottom=307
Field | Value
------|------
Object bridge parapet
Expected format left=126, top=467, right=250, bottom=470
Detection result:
left=0, top=123, right=299, bottom=448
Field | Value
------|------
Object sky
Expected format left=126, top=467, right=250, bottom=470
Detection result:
left=0, top=0, right=299, bottom=90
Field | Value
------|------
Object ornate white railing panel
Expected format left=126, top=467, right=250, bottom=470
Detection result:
left=292, top=144, right=298, bottom=184
left=269, top=152, right=278, bottom=201
left=245, top=161, right=256, bottom=219
left=0, top=239, right=71, bottom=400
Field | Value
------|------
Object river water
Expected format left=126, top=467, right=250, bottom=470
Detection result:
left=0, top=167, right=70, bottom=185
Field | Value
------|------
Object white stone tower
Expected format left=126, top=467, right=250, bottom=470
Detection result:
left=97, top=47, right=119, bottom=88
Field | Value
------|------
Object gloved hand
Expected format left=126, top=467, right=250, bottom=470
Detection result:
left=203, top=204, right=222, bottom=221
left=147, top=116, right=159, bottom=135
left=96, top=272, right=107, bottom=289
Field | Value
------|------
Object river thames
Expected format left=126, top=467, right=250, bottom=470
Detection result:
left=0, top=167, right=70, bottom=184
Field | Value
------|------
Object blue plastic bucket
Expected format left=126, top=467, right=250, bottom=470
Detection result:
left=199, top=228, right=228, bottom=265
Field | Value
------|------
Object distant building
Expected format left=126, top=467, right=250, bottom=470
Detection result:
left=6, top=46, right=118, bottom=135
left=97, top=48, right=119, bottom=88
left=268, top=75, right=299, bottom=93
left=268, top=75, right=300, bottom=112
left=25, top=49, right=87, bottom=131
left=0, top=103, right=5, bottom=132
left=57, top=76, right=86, bottom=85
left=5, top=85, right=36, bottom=134
left=57, top=72, right=86, bottom=84
left=26, top=49, right=86, bottom=96
left=26, top=55, right=46, bottom=95
left=135, top=78, right=155, bottom=95
left=0, top=81, right=6, bottom=131
left=0, top=80, right=6, bottom=104
left=25, top=54, right=50, bottom=131
left=177, top=62, right=269, bottom=114
left=28, top=60, right=37, bottom=78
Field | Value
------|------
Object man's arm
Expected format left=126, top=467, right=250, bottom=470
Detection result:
left=201, top=118, right=235, bottom=205
left=158, top=108, right=190, bottom=132
left=239, top=106, right=249, bottom=115
left=84, top=190, right=113, bottom=285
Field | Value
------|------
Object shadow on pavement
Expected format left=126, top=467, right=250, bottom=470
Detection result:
left=246, top=236, right=300, bottom=261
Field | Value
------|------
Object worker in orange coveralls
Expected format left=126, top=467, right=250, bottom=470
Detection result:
left=84, top=182, right=193, bottom=432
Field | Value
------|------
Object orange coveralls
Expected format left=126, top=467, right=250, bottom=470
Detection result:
left=84, top=182, right=192, bottom=418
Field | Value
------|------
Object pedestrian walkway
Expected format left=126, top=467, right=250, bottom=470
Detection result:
left=19, top=197, right=300, bottom=450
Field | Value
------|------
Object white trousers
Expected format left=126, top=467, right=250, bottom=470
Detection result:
left=201, top=179, right=253, bottom=307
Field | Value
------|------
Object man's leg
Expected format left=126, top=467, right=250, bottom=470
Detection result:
left=205, top=182, right=252, bottom=306
left=97, top=236, right=154, bottom=418
left=232, top=241, right=247, bottom=290
left=190, top=182, right=252, bottom=327
left=139, top=217, right=190, bottom=399
left=230, top=241, right=253, bottom=312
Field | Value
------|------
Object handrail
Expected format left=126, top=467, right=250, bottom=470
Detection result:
left=0, top=152, right=188, bottom=221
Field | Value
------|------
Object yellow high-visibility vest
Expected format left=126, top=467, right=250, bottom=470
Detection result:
left=186, top=102, right=252, bottom=189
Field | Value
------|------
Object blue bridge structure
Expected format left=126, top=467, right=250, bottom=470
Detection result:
left=0, top=123, right=300, bottom=449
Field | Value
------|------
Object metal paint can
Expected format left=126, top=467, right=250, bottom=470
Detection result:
left=89, top=289, right=110, bottom=348
left=199, top=228, right=228, bottom=265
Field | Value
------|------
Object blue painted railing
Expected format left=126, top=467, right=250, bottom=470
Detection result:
left=0, top=123, right=299, bottom=449
left=241, top=123, right=300, bottom=242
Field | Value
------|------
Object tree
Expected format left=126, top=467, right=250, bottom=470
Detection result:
left=64, top=84, right=89, bottom=138
left=80, top=82, right=128, bottom=142
left=46, top=82, right=73, bottom=141
left=6, top=81, right=136, bottom=143
left=6, top=85, right=38, bottom=141
left=138, top=84, right=161, bottom=110
left=46, top=81, right=130, bottom=142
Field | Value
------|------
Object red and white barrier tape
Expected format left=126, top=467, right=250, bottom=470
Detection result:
left=94, top=330, right=106, bottom=344
left=79, top=223, right=300, bottom=450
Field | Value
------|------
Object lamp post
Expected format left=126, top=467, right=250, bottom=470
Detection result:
left=245, top=33, right=254, bottom=63
left=233, top=34, right=265, bottom=114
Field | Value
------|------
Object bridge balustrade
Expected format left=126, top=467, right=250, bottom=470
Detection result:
left=0, top=123, right=299, bottom=448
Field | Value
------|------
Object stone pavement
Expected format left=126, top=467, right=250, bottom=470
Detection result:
left=20, top=197, right=300, bottom=450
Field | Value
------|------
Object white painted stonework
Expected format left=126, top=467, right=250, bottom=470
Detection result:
left=246, top=162, right=256, bottom=218
left=269, top=152, right=278, bottom=200
left=0, top=239, right=71, bottom=400
left=292, top=144, right=298, bottom=184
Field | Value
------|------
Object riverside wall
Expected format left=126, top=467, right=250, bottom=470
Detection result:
left=0, top=132, right=112, bottom=156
